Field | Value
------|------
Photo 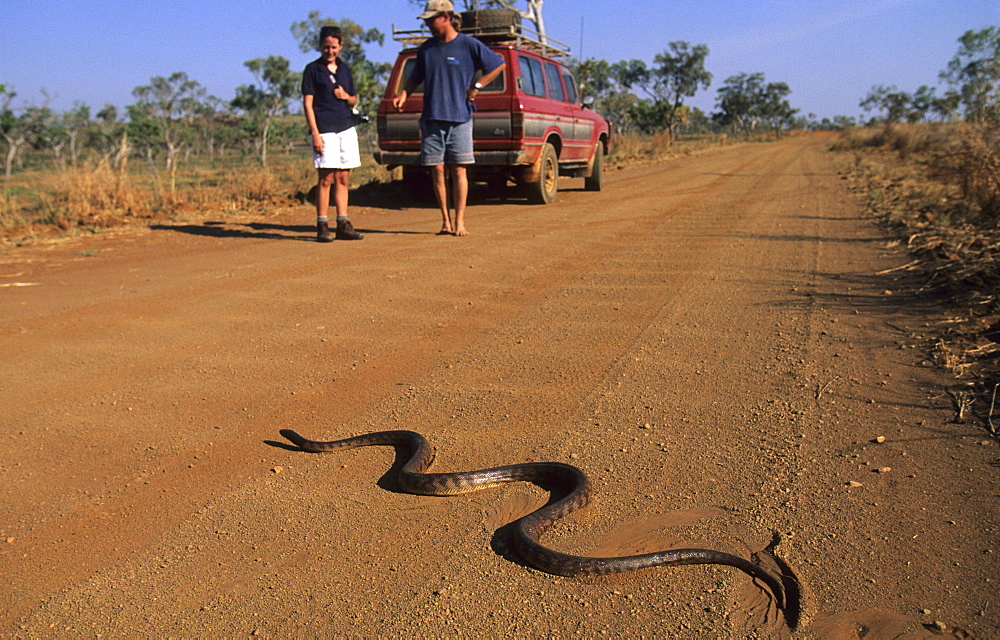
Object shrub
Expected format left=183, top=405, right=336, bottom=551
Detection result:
left=828, top=127, right=880, bottom=151
left=609, top=131, right=726, bottom=164
left=957, top=118, right=1000, bottom=224
left=66, top=160, right=145, bottom=225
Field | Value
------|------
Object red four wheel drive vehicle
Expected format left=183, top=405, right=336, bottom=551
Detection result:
left=373, top=9, right=612, bottom=204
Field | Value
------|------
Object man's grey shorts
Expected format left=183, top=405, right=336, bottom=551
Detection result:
left=420, top=119, right=475, bottom=166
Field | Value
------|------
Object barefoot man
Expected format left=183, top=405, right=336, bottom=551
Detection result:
left=392, top=0, right=505, bottom=236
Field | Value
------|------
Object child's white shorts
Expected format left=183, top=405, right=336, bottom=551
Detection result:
left=313, top=128, right=360, bottom=169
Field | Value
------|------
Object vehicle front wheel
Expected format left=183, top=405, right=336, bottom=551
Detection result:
left=584, top=143, right=604, bottom=191
left=527, top=143, right=558, bottom=204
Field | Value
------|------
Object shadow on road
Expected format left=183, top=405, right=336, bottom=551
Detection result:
left=149, top=221, right=314, bottom=242
left=150, top=219, right=434, bottom=241
left=347, top=178, right=575, bottom=209
left=152, top=175, right=573, bottom=241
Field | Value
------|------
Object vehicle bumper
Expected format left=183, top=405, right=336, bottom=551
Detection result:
left=374, top=150, right=530, bottom=167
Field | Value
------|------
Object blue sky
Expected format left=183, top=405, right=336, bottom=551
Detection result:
left=2, top=0, right=997, bottom=120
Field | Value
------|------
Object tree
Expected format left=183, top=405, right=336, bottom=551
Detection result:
left=828, top=115, right=858, bottom=130
left=683, top=106, right=717, bottom=134
left=940, top=26, right=1000, bottom=122
left=600, top=91, right=643, bottom=135
left=930, top=90, right=962, bottom=122
left=568, top=58, right=614, bottom=103
left=270, top=117, right=306, bottom=157
left=91, top=104, right=131, bottom=170
left=613, top=42, right=712, bottom=142
left=190, top=96, right=221, bottom=163
left=0, top=86, right=57, bottom=179
left=714, top=72, right=797, bottom=134
left=567, top=57, right=644, bottom=131
left=757, top=80, right=797, bottom=130
left=30, top=105, right=67, bottom=170
left=232, top=56, right=300, bottom=168
left=910, top=85, right=938, bottom=122
left=631, top=100, right=686, bottom=135
left=125, top=101, right=165, bottom=181
left=1, top=85, right=27, bottom=180
left=859, top=84, right=914, bottom=123
left=62, top=102, right=91, bottom=167
left=715, top=73, right=761, bottom=132
left=291, top=14, right=390, bottom=115
left=131, top=72, right=205, bottom=191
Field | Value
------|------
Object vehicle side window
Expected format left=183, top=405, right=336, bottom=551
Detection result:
left=400, top=58, right=425, bottom=94
left=472, top=68, right=505, bottom=92
left=560, top=68, right=578, bottom=103
left=543, top=62, right=564, bottom=101
left=518, top=55, right=546, bottom=98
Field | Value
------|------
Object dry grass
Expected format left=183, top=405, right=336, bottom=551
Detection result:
left=608, top=132, right=730, bottom=165
left=832, top=120, right=1000, bottom=433
left=833, top=120, right=1000, bottom=222
left=66, top=160, right=148, bottom=225
left=0, top=145, right=389, bottom=244
left=2, top=132, right=728, bottom=244
left=832, top=122, right=938, bottom=160
left=957, top=121, right=1000, bottom=221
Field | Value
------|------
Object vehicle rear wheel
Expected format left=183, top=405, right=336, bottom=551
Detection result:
left=584, top=143, right=604, bottom=192
left=527, top=143, right=558, bottom=205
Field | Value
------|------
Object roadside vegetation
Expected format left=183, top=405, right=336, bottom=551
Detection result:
left=831, top=26, right=999, bottom=434
left=0, top=124, right=390, bottom=242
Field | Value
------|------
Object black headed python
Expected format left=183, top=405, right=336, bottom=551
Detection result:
left=280, top=428, right=787, bottom=612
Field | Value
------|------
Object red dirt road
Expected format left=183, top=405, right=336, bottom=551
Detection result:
left=1, top=135, right=996, bottom=637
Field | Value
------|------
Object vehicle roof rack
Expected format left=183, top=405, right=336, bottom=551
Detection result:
left=391, top=23, right=572, bottom=58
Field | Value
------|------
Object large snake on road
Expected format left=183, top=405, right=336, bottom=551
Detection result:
left=279, top=428, right=786, bottom=610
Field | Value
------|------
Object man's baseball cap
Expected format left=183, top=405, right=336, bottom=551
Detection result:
left=418, top=0, right=454, bottom=19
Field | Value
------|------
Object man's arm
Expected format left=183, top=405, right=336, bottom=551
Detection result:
left=467, top=62, right=505, bottom=101
left=393, top=75, right=420, bottom=112
left=479, top=62, right=505, bottom=88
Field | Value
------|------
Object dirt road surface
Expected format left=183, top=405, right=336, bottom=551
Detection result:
left=2, top=135, right=996, bottom=638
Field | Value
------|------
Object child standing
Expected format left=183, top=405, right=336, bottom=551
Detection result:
left=302, top=25, right=364, bottom=242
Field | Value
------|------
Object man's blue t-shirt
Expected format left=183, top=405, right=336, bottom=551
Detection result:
left=411, top=33, right=504, bottom=124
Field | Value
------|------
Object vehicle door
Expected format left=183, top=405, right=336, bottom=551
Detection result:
left=515, top=53, right=552, bottom=161
left=470, top=51, right=512, bottom=155
left=540, top=60, right=585, bottom=162
left=560, top=66, right=596, bottom=155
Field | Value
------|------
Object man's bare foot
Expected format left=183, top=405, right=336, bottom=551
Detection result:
left=455, top=226, right=469, bottom=236
left=437, top=227, right=454, bottom=236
